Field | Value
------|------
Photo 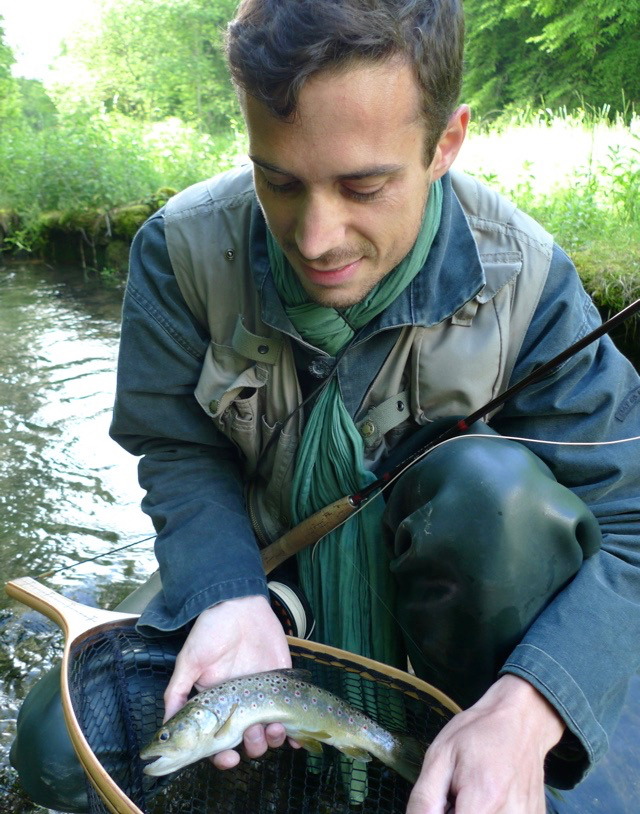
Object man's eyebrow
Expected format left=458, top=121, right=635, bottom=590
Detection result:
left=249, top=155, right=404, bottom=181
left=337, top=164, right=405, bottom=181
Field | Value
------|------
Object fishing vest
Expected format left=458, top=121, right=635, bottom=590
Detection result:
left=164, top=165, right=553, bottom=544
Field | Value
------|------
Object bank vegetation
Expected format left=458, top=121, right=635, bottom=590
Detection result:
left=0, top=0, right=638, bottom=349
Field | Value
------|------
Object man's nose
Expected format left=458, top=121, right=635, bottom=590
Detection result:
left=294, top=192, right=346, bottom=261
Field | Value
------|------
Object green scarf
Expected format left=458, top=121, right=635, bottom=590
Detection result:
left=269, top=180, right=443, bottom=668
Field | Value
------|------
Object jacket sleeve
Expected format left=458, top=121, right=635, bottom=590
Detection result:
left=493, top=245, right=640, bottom=787
left=109, top=212, right=269, bottom=635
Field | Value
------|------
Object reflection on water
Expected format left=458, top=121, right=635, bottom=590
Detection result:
left=0, top=264, right=156, bottom=810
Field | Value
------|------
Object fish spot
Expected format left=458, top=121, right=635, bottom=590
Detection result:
left=219, top=696, right=226, bottom=703
left=272, top=687, right=279, bottom=694
left=311, top=697, right=317, bottom=705
left=251, top=702, right=257, bottom=709
left=269, top=700, right=274, bottom=706
left=244, top=689, right=250, bottom=695
left=294, top=690, right=301, bottom=697
left=203, top=698, right=210, bottom=705
left=349, top=717, right=354, bottom=724
left=258, top=693, right=264, bottom=700
left=284, top=697, right=291, bottom=704
left=328, top=706, right=333, bottom=712
left=302, top=704, right=308, bottom=711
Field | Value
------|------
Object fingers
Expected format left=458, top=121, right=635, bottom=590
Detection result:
left=212, top=749, right=241, bottom=770
left=210, top=723, right=290, bottom=770
left=264, top=723, right=288, bottom=750
left=407, top=751, right=454, bottom=814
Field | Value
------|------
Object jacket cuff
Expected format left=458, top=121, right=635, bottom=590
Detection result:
left=136, top=577, right=270, bottom=637
left=500, top=642, right=608, bottom=789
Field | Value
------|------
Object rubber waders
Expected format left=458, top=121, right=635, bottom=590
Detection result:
left=382, top=420, right=602, bottom=710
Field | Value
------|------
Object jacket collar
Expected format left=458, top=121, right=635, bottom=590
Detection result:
left=250, top=171, right=485, bottom=338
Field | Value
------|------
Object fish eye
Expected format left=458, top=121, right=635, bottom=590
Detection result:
left=158, top=729, right=171, bottom=742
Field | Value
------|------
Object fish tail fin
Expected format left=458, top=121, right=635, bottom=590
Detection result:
left=392, top=734, right=425, bottom=784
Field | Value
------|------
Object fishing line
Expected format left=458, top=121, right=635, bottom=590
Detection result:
left=310, top=430, right=640, bottom=676
left=312, top=429, right=640, bottom=557
left=37, top=534, right=157, bottom=579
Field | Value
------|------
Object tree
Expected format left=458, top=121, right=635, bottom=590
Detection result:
left=462, top=0, right=640, bottom=119
left=17, top=78, right=58, bottom=130
left=50, top=0, right=240, bottom=135
left=0, top=17, right=21, bottom=122
left=528, top=0, right=640, bottom=111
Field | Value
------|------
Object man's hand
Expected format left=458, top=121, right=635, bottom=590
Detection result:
left=407, top=674, right=565, bottom=813
left=163, top=594, right=293, bottom=769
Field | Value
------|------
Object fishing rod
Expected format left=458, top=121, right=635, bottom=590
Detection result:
left=260, top=296, right=640, bottom=573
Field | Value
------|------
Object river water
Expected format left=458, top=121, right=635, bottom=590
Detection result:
left=0, top=263, right=156, bottom=811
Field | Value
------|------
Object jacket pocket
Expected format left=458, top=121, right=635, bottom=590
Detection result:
left=195, top=341, right=268, bottom=474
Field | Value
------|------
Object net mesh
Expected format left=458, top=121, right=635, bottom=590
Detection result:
left=68, top=623, right=455, bottom=814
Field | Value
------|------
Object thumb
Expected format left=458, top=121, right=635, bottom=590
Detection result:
left=163, top=664, right=195, bottom=721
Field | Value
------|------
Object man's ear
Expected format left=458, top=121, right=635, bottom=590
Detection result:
left=430, top=105, right=470, bottom=180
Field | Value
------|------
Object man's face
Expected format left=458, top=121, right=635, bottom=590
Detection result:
left=245, top=60, right=460, bottom=309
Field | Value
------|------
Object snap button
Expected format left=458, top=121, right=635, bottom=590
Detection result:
left=360, top=419, right=375, bottom=438
left=208, top=399, right=218, bottom=413
left=257, top=344, right=269, bottom=355
left=224, top=249, right=235, bottom=260
left=308, top=357, right=333, bottom=378
left=397, top=400, right=405, bottom=411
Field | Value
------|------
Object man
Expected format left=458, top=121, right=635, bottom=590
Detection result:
left=11, top=1, right=640, bottom=812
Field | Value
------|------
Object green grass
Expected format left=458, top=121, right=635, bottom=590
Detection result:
left=457, top=106, right=640, bottom=352
left=0, top=111, right=246, bottom=253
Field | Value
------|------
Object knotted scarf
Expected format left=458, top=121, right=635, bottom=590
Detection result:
left=268, top=180, right=443, bottom=668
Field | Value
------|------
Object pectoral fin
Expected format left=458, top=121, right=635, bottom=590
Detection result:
left=214, top=703, right=239, bottom=739
left=336, top=745, right=372, bottom=762
left=291, top=728, right=334, bottom=755
left=294, top=736, right=325, bottom=756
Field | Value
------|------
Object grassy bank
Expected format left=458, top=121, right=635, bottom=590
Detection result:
left=0, top=111, right=246, bottom=264
left=457, top=107, right=640, bottom=344
left=1, top=106, right=639, bottom=352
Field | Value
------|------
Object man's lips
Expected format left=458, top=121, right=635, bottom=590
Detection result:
left=299, top=258, right=363, bottom=287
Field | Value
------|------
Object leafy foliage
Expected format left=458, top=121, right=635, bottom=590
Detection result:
left=0, top=109, right=244, bottom=244
left=0, top=7, right=245, bottom=249
left=463, top=0, right=640, bottom=120
left=49, top=0, right=240, bottom=134
left=0, top=16, right=20, bottom=121
left=1, top=0, right=639, bottom=314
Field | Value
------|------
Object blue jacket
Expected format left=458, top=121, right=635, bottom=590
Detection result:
left=110, top=170, right=640, bottom=788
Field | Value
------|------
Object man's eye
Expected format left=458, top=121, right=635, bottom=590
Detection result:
left=344, top=186, right=385, bottom=202
left=263, top=176, right=298, bottom=194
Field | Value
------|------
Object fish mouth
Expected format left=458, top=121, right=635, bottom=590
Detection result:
left=140, top=752, right=184, bottom=777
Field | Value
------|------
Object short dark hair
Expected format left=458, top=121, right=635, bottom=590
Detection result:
left=226, top=0, right=465, bottom=161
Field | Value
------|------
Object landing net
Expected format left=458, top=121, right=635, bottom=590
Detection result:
left=68, top=624, right=456, bottom=814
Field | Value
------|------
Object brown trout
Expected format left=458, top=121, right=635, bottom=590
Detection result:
left=140, top=669, right=424, bottom=783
